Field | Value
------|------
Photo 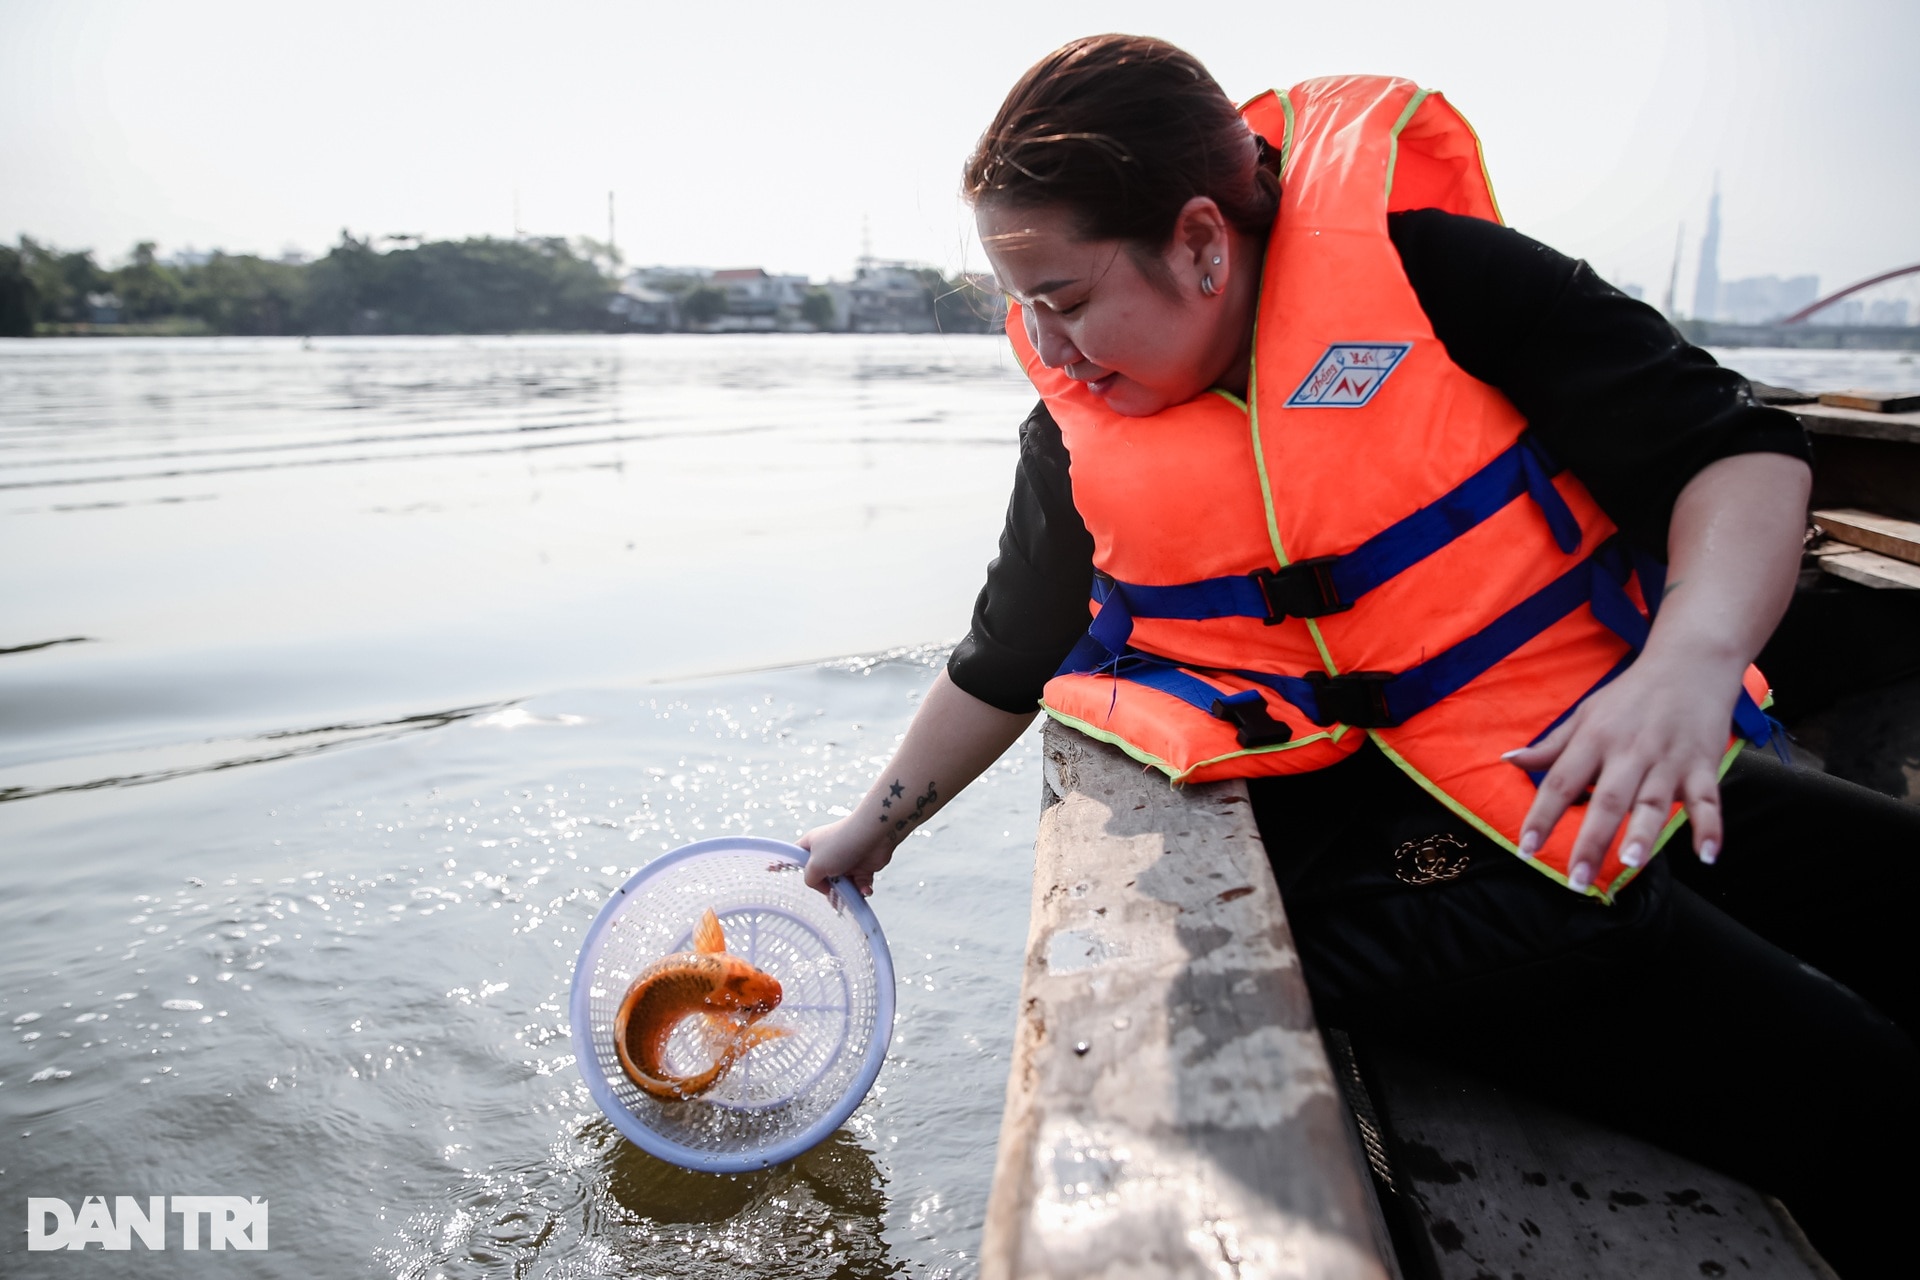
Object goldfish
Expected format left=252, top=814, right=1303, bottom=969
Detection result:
left=613, top=907, right=787, bottom=1099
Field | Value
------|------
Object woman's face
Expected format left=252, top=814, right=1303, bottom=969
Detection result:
left=977, top=201, right=1227, bottom=418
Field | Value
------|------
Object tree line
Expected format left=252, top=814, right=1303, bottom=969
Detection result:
left=0, top=233, right=615, bottom=337
left=0, top=233, right=1002, bottom=337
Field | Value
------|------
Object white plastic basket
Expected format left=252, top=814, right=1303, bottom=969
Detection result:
left=571, top=837, right=895, bottom=1172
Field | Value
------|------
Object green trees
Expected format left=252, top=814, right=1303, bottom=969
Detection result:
left=800, top=288, right=837, bottom=330
left=0, top=246, right=36, bottom=337
left=301, top=233, right=611, bottom=334
left=16, top=238, right=109, bottom=325
left=680, top=286, right=728, bottom=328
left=0, top=232, right=999, bottom=337
left=3, top=233, right=617, bottom=335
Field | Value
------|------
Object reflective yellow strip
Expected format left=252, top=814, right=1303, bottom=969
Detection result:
left=1277, top=91, right=1296, bottom=174
left=1369, top=728, right=1755, bottom=905
left=1042, top=705, right=1340, bottom=786
left=1456, top=99, right=1506, bottom=225
left=1245, top=294, right=1341, bottom=678
left=1383, top=87, right=1432, bottom=202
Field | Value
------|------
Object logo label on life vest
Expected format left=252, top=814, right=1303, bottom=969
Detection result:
left=1285, top=343, right=1411, bottom=407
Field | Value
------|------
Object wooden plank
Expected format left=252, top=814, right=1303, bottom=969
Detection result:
left=1808, top=433, right=1920, bottom=524
left=980, top=721, right=1396, bottom=1280
left=1793, top=402, right=1920, bottom=447
left=1747, top=380, right=1815, bottom=406
left=1818, top=389, right=1920, bottom=414
left=1356, top=1039, right=1838, bottom=1279
left=1812, top=508, right=1920, bottom=567
left=1818, top=546, right=1920, bottom=590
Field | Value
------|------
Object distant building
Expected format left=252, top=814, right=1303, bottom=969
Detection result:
left=710, top=267, right=809, bottom=329
left=608, top=280, right=678, bottom=332
left=1718, top=274, right=1820, bottom=324
left=85, top=291, right=122, bottom=325
left=841, top=259, right=936, bottom=332
left=630, top=265, right=712, bottom=292
left=1692, top=183, right=1721, bottom=321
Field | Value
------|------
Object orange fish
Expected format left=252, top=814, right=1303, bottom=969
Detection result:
left=613, top=908, right=787, bottom=1099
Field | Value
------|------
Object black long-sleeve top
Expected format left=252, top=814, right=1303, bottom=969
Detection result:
left=948, top=208, right=1810, bottom=715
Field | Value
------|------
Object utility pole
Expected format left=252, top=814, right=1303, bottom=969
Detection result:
left=608, top=190, right=617, bottom=266
left=513, top=188, right=523, bottom=240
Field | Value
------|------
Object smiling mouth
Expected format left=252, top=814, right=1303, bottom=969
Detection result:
left=1073, top=367, right=1117, bottom=395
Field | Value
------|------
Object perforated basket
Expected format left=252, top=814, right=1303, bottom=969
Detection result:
left=571, top=837, right=895, bottom=1172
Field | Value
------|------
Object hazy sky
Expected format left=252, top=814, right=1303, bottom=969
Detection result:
left=3, top=0, right=1915, bottom=305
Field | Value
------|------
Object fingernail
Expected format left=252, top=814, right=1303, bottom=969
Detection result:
left=1500, top=749, right=1523, bottom=761
left=1699, top=839, right=1718, bottom=865
left=1620, top=841, right=1646, bottom=868
left=1568, top=861, right=1592, bottom=892
left=1518, top=830, right=1541, bottom=857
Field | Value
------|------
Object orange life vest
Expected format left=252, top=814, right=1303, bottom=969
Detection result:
left=1010, top=75, right=1775, bottom=901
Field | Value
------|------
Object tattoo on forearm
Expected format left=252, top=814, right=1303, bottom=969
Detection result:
left=878, top=778, right=938, bottom=841
left=1663, top=578, right=1685, bottom=598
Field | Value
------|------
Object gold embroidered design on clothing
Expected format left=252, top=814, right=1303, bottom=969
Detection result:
left=1392, top=833, right=1472, bottom=885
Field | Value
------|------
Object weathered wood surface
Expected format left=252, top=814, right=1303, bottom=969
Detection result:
left=980, top=722, right=1395, bottom=1280
left=1816, top=544, right=1920, bottom=590
left=1793, top=401, right=1920, bottom=447
left=1804, top=430, right=1920, bottom=525
left=1817, top=388, right=1920, bottom=415
left=1812, top=506, right=1920, bottom=567
left=1355, top=1039, right=1838, bottom=1279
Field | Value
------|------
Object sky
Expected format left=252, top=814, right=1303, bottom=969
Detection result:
left=2, top=0, right=1915, bottom=307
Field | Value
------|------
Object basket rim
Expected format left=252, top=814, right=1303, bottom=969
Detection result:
left=569, top=836, right=896, bottom=1172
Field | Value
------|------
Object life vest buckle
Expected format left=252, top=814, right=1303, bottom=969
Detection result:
left=1209, top=690, right=1294, bottom=749
left=1254, top=558, right=1351, bottom=623
left=1303, top=670, right=1399, bottom=728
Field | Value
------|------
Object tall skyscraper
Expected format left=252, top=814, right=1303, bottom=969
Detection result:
left=1693, top=179, right=1721, bottom=322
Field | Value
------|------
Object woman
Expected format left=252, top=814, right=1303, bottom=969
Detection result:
left=802, top=34, right=1917, bottom=1272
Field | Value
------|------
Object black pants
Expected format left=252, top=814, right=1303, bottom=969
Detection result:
left=1255, top=749, right=1920, bottom=1277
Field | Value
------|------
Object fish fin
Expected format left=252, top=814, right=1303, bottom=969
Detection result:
left=693, top=907, right=726, bottom=954
left=698, top=1013, right=785, bottom=1054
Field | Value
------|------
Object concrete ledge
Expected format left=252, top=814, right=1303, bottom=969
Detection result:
left=979, top=722, right=1395, bottom=1280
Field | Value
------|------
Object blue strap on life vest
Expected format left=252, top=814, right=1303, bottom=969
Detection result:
left=1069, top=533, right=1778, bottom=757
left=1076, top=434, right=1581, bottom=659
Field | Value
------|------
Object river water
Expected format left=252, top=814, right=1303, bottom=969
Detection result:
left=1, top=335, right=1912, bottom=1277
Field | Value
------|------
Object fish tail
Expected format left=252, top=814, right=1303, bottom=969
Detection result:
left=693, top=907, right=726, bottom=955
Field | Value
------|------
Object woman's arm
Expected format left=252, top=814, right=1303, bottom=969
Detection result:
left=800, top=404, right=1091, bottom=897
left=799, top=670, right=1036, bottom=895
left=1504, top=451, right=1811, bottom=890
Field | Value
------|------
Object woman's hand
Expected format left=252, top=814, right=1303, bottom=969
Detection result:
left=1503, top=648, right=1745, bottom=890
left=1505, top=451, right=1809, bottom=893
left=797, top=816, right=896, bottom=898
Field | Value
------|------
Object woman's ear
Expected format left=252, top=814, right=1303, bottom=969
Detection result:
left=1168, top=196, right=1232, bottom=294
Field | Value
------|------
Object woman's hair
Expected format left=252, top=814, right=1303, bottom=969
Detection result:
left=963, top=34, right=1280, bottom=248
